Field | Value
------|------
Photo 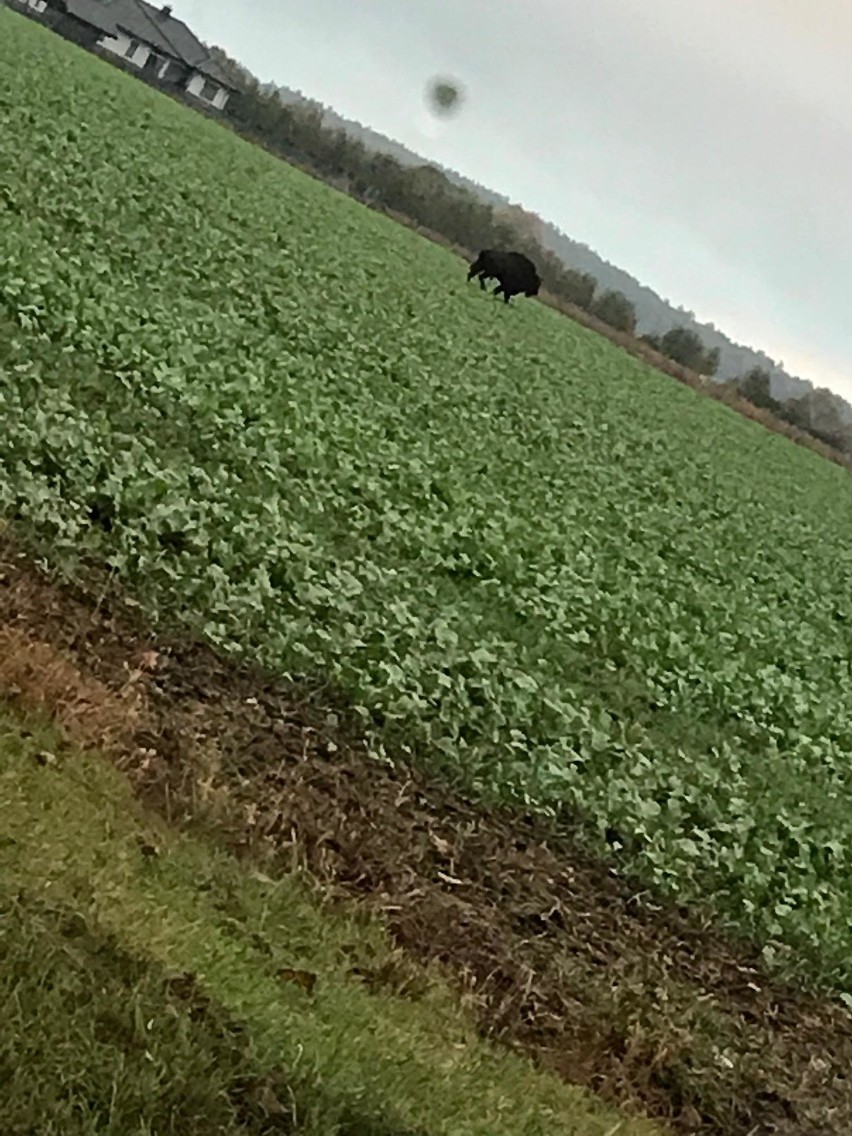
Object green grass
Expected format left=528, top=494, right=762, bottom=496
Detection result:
left=2, top=9, right=852, bottom=991
left=0, top=706, right=655, bottom=1135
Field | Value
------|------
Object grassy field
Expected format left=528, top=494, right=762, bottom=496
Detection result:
left=3, top=10, right=852, bottom=994
left=1, top=704, right=656, bottom=1135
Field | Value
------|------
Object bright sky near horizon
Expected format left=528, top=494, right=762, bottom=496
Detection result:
left=173, top=0, right=852, bottom=399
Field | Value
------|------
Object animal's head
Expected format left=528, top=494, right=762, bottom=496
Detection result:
left=526, top=276, right=541, bottom=297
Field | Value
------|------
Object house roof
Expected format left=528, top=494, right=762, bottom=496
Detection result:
left=63, top=0, right=236, bottom=87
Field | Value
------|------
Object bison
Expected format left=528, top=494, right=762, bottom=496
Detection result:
left=467, top=249, right=541, bottom=304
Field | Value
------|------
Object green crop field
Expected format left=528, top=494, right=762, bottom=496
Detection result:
left=3, top=11, right=852, bottom=993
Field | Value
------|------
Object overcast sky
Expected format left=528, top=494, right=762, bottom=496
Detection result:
left=174, top=0, right=852, bottom=399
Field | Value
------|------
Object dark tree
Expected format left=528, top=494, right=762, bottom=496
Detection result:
left=737, top=367, right=779, bottom=410
left=590, top=290, right=637, bottom=333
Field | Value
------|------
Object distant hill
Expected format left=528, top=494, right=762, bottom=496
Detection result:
left=250, top=76, right=840, bottom=412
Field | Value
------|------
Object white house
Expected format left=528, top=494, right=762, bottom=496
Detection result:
left=26, top=0, right=236, bottom=111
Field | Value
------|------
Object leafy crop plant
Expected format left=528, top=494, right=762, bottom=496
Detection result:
left=4, top=9, right=852, bottom=995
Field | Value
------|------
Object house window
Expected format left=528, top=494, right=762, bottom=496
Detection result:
left=124, top=38, right=141, bottom=59
left=197, top=78, right=219, bottom=102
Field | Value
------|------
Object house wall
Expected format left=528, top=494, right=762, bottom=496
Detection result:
left=185, top=72, right=230, bottom=111
left=98, top=30, right=151, bottom=69
left=8, top=0, right=49, bottom=16
left=7, top=0, right=101, bottom=47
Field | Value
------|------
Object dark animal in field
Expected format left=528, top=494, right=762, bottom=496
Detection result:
left=467, top=249, right=541, bottom=303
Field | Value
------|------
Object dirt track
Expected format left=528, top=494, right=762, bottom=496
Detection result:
left=1, top=536, right=850, bottom=1135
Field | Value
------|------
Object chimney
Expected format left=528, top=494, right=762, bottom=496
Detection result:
left=159, top=4, right=172, bottom=17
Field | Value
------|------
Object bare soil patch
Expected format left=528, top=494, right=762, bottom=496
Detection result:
left=0, top=538, right=850, bottom=1135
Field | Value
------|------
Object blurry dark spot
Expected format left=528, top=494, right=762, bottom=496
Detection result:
left=426, top=76, right=464, bottom=118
